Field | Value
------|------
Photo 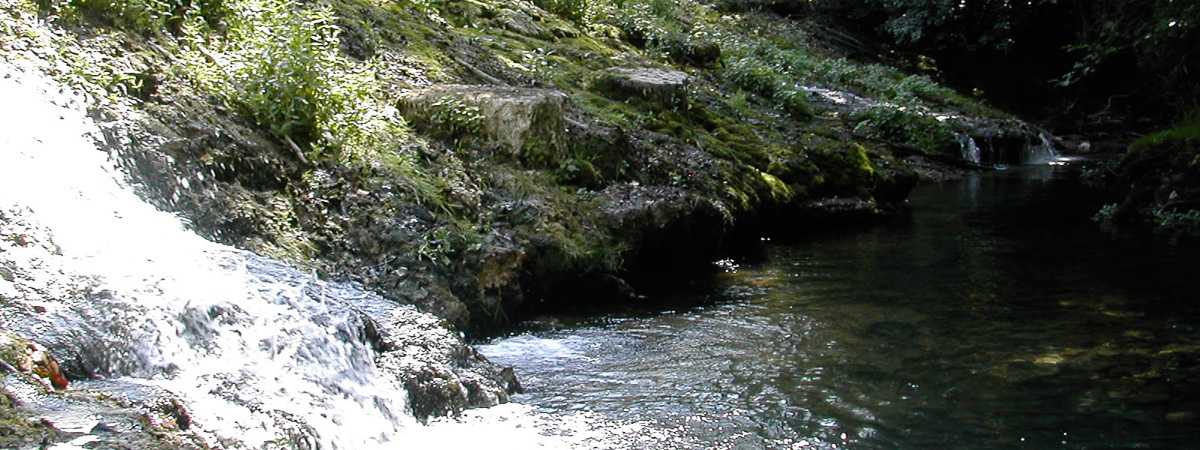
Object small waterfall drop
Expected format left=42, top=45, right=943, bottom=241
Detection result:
left=1025, top=132, right=1061, bottom=165
left=0, top=58, right=418, bottom=448
left=958, top=134, right=983, bottom=165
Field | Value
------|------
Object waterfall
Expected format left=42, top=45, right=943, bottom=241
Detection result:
left=0, top=53, right=645, bottom=450
left=1025, top=132, right=1061, bottom=165
left=0, top=58, right=424, bottom=449
left=958, top=134, right=983, bottom=165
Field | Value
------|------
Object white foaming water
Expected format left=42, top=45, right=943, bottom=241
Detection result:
left=1026, top=132, right=1062, bottom=165
left=958, top=134, right=983, bottom=165
left=0, top=60, right=416, bottom=448
left=481, top=335, right=591, bottom=363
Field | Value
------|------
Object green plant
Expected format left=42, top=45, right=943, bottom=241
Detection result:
left=419, top=96, right=485, bottom=145
left=1131, top=111, right=1200, bottom=151
left=775, top=89, right=813, bottom=119
left=644, top=0, right=677, bottom=19
left=65, top=0, right=227, bottom=34
left=724, top=57, right=812, bottom=119
left=222, top=0, right=349, bottom=154
left=853, top=105, right=955, bottom=155
left=1152, top=208, right=1200, bottom=239
left=533, top=0, right=591, bottom=23
left=1093, top=203, right=1119, bottom=225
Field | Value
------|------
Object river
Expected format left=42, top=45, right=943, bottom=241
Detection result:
left=478, top=164, right=1200, bottom=449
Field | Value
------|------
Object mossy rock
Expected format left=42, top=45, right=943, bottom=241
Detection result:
left=399, top=85, right=569, bottom=168
left=593, top=67, right=690, bottom=107
left=0, top=389, right=60, bottom=450
left=495, top=8, right=552, bottom=39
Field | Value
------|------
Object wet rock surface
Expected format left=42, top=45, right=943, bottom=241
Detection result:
left=363, top=301, right=520, bottom=420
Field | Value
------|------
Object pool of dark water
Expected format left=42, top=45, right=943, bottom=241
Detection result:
left=480, top=164, right=1200, bottom=449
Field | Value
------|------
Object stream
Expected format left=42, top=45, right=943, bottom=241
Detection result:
left=479, top=165, right=1200, bottom=449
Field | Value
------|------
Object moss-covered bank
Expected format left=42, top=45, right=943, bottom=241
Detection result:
left=1, top=0, right=1028, bottom=337
left=1089, top=115, right=1200, bottom=243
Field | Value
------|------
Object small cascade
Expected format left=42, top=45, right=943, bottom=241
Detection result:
left=0, top=59, right=644, bottom=450
left=958, top=133, right=983, bottom=165
left=1024, top=132, right=1062, bottom=165
left=0, top=58, right=421, bottom=448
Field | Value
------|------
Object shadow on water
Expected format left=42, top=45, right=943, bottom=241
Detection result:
left=480, top=163, right=1200, bottom=450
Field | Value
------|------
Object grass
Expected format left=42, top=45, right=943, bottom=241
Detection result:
left=723, top=56, right=812, bottom=119
left=1131, top=112, right=1200, bottom=151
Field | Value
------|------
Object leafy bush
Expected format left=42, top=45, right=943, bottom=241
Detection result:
left=883, top=74, right=951, bottom=104
left=223, top=1, right=348, bottom=152
left=612, top=2, right=677, bottom=48
left=853, top=105, right=955, bottom=154
left=1152, top=208, right=1200, bottom=239
left=534, top=0, right=591, bottom=23
left=774, top=88, right=813, bottom=119
left=66, top=0, right=226, bottom=34
left=410, top=96, right=485, bottom=145
left=1093, top=203, right=1119, bottom=226
left=173, top=0, right=440, bottom=206
left=724, top=57, right=812, bottom=119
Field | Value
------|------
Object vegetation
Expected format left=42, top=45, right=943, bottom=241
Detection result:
left=812, top=0, right=1199, bottom=122
left=64, top=0, right=227, bottom=34
left=1091, top=112, right=1200, bottom=241
left=853, top=105, right=955, bottom=156
left=9, top=0, right=1022, bottom=331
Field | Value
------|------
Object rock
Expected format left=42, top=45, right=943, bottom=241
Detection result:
left=959, top=118, right=1048, bottom=164
left=562, top=117, right=635, bottom=186
left=794, top=197, right=888, bottom=226
left=497, top=8, right=550, bottom=39
left=599, top=184, right=729, bottom=283
left=594, top=67, right=690, bottom=106
left=872, top=164, right=919, bottom=203
left=365, top=304, right=519, bottom=420
left=398, top=85, right=569, bottom=167
left=1054, top=135, right=1093, bottom=154
left=0, top=333, right=68, bottom=390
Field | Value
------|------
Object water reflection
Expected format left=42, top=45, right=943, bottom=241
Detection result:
left=481, top=165, right=1200, bottom=449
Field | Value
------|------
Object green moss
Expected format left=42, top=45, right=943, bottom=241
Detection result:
left=489, top=168, right=625, bottom=272
left=0, top=387, right=59, bottom=449
left=1132, top=114, right=1200, bottom=152
left=759, top=171, right=794, bottom=202
left=0, top=336, right=23, bottom=368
